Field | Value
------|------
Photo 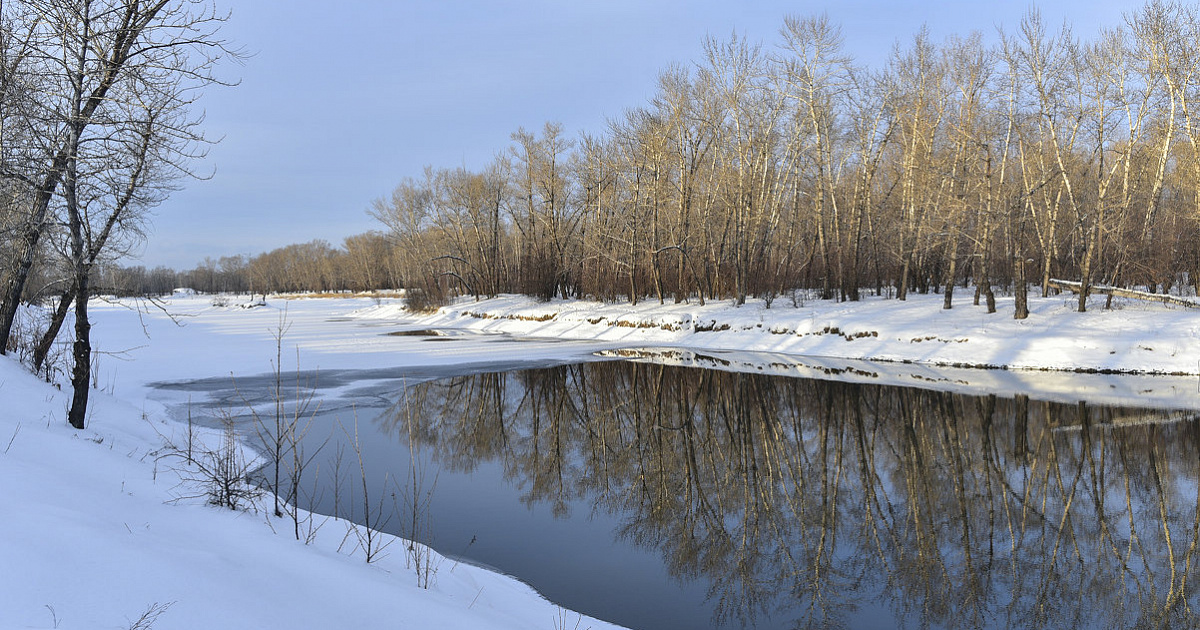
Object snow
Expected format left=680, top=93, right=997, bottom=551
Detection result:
left=0, top=296, right=625, bottom=630
left=4, top=289, right=1200, bottom=629
left=354, top=290, right=1200, bottom=376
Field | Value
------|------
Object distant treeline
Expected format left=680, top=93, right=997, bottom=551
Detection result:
left=94, top=232, right=404, bottom=296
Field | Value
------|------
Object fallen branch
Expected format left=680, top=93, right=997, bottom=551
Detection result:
left=1048, top=279, right=1200, bottom=309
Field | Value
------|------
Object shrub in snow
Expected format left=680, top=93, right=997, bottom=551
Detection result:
left=162, top=417, right=262, bottom=511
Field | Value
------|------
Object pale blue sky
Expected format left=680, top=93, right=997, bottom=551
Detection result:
left=140, top=1, right=1131, bottom=269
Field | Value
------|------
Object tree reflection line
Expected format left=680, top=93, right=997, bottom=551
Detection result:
left=376, top=362, right=1200, bottom=629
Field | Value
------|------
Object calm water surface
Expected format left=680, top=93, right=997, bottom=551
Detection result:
left=160, top=354, right=1200, bottom=630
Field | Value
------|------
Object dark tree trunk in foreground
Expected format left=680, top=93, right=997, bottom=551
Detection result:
left=67, top=277, right=90, bottom=429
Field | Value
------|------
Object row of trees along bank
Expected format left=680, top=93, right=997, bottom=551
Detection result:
left=367, top=4, right=1200, bottom=316
left=97, top=3, right=1200, bottom=317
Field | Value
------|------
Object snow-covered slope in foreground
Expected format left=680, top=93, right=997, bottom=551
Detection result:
left=356, top=291, right=1200, bottom=374
left=0, top=354, right=622, bottom=629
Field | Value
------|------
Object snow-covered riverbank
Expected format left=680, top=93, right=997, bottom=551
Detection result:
left=4, top=289, right=1200, bottom=629
left=0, top=295, right=626, bottom=630
left=0, top=353, right=625, bottom=629
left=355, top=291, right=1200, bottom=375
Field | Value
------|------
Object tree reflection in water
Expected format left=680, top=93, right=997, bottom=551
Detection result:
left=375, top=361, right=1200, bottom=629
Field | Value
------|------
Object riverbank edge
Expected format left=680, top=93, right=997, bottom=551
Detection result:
left=349, top=291, right=1200, bottom=376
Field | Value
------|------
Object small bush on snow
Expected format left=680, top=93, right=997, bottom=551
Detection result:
left=160, top=416, right=262, bottom=512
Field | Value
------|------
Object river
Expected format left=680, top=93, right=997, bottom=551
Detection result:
left=153, top=341, right=1200, bottom=629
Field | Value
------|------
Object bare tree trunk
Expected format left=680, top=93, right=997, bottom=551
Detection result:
left=0, top=179, right=60, bottom=353
left=942, top=240, right=958, bottom=309
left=67, top=273, right=90, bottom=429
left=1014, top=254, right=1028, bottom=320
left=898, top=252, right=912, bottom=301
left=1077, top=219, right=1097, bottom=313
left=652, top=197, right=665, bottom=305
left=32, top=282, right=74, bottom=374
left=66, top=131, right=88, bottom=429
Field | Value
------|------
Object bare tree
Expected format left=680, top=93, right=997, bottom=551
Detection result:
left=0, top=1, right=236, bottom=428
left=699, top=32, right=786, bottom=305
left=1127, top=0, right=1189, bottom=290
left=776, top=14, right=854, bottom=300
left=508, top=122, right=576, bottom=299
left=939, top=33, right=995, bottom=309
left=0, top=1, right=234, bottom=360
left=1012, top=10, right=1087, bottom=298
left=888, top=28, right=950, bottom=301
